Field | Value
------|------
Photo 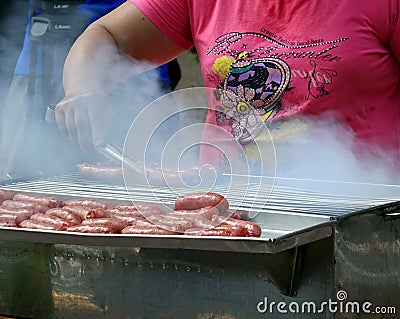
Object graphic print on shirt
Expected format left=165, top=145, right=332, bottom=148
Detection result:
left=206, top=31, right=348, bottom=145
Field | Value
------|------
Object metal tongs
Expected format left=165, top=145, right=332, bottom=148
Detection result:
left=45, top=104, right=144, bottom=177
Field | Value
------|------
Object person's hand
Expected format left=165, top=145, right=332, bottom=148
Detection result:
left=55, top=92, right=114, bottom=152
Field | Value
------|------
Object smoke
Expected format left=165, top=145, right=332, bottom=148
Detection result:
left=272, top=113, right=400, bottom=198
left=0, top=27, right=168, bottom=180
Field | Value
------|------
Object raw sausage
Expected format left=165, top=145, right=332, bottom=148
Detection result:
left=1, top=200, right=48, bottom=213
left=212, top=216, right=262, bottom=237
left=13, top=193, right=62, bottom=208
left=0, top=212, right=33, bottom=225
left=0, top=207, right=38, bottom=215
left=174, top=192, right=229, bottom=213
left=114, top=203, right=165, bottom=215
left=0, top=189, right=14, bottom=204
left=19, top=219, right=67, bottom=231
left=64, top=199, right=114, bottom=210
left=45, top=208, right=82, bottom=226
left=63, top=205, right=110, bottom=219
left=80, top=218, right=130, bottom=232
left=30, top=213, right=71, bottom=228
left=184, top=224, right=247, bottom=237
left=66, top=225, right=119, bottom=233
left=170, top=207, right=220, bottom=220
left=77, top=163, right=123, bottom=181
left=121, top=225, right=180, bottom=235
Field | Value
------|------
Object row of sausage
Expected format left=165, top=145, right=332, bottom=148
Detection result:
left=0, top=189, right=262, bottom=237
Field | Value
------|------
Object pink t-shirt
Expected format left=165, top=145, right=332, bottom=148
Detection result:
left=130, top=0, right=400, bottom=168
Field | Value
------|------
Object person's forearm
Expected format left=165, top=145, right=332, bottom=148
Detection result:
left=62, top=24, right=151, bottom=98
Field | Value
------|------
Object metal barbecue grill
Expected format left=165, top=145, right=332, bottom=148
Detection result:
left=0, top=173, right=399, bottom=319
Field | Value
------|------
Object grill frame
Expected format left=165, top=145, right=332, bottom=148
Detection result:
left=0, top=173, right=399, bottom=319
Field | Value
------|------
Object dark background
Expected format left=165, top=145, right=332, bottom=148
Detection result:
left=0, top=0, right=29, bottom=109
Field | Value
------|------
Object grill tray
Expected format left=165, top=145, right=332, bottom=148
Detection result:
left=0, top=173, right=399, bottom=254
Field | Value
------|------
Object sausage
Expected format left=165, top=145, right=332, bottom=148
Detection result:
left=0, top=189, right=14, bottom=204
left=212, top=216, right=262, bottom=237
left=107, top=208, right=144, bottom=218
left=64, top=199, right=114, bottom=210
left=63, top=205, right=96, bottom=219
left=0, top=220, right=17, bottom=227
left=13, top=193, right=63, bottom=208
left=0, top=207, right=39, bottom=215
left=80, top=218, right=129, bottom=232
left=45, top=208, right=82, bottom=226
left=19, top=219, right=67, bottom=231
left=121, top=225, right=180, bottom=235
left=77, top=163, right=123, bottom=181
left=1, top=200, right=48, bottom=213
left=114, top=203, right=165, bottom=215
left=174, top=192, right=229, bottom=213
left=184, top=226, right=232, bottom=236
left=156, top=214, right=197, bottom=230
left=128, top=218, right=156, bottom=228
left=184, top=224, right=247, bottom=237
left=0, top=212, right=33, bottom=225
left=112, top=215, right=149, bottom=226
left=63, top=205, right=109, bottom=220
left=147, top=215, right=188, bottom=233
left=179, top=215, right=219, bottom=229
left=66, top=225, right=119, bottom=234
left=30, top=213, right=71, bottom=229
left=170, top=207, right=220, bottom=220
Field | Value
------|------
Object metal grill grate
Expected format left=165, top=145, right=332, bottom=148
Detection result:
left=2, top=173, right=399, bottom=218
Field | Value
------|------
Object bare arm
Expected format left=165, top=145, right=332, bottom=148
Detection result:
left=56, top=1, right=186, bottom=151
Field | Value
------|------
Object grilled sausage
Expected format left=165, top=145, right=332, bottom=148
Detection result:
left=1, top=200, right=48, bottom=213
left=0, top=189, right=14, bottom=204
left=13, top=193, right=62, bottom=208
left=174, top=192, right=229, bottom=213
left=45, top=208, right=82, bottom=226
